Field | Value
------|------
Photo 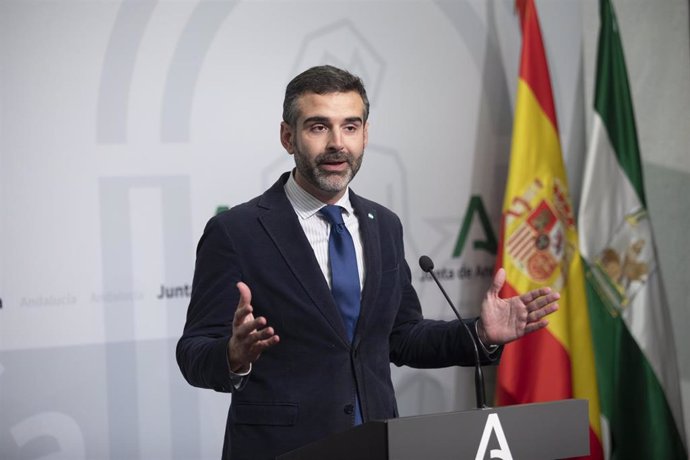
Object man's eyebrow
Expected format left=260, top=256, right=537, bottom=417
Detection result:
left=302, top=116, right=363, bottom=125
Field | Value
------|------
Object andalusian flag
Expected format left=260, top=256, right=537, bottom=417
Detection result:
left=578, top=0, right=687, bottom=457
left=495, top=0, right=603, bottom=457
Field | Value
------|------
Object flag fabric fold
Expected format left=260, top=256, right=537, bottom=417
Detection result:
left=578, top=0, right=687, bottom=457
left=495, top=1, right=603, bottom=458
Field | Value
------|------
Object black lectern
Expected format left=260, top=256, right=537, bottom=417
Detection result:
left=278, top=399, right=589, bottom=460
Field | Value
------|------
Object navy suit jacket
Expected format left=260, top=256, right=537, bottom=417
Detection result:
left=177, top=172, right=496, bottom=459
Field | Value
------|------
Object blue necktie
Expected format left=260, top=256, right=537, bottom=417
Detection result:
left=319, top=205, right=361, bottom=343
left=320, top=204, right=363, bottom=425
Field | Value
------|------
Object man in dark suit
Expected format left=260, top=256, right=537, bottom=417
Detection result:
left=177, top=65, right=559, bottom=460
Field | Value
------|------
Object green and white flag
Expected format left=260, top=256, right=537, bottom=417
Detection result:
left=578, top=0, right=687, bottom=458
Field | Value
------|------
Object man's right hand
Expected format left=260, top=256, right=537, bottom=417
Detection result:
left=227, top=281, right=280, bottom=373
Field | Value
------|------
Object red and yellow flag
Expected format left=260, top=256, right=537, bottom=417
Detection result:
left=495, top=1, right=603, bottom=457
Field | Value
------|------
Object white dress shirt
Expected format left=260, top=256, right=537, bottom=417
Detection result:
left=284, top=171, right=365, bottom=291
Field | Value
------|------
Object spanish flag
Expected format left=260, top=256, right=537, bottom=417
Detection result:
left=495, top=1, right=603, bottom=458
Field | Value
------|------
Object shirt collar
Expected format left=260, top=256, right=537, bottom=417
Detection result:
left=285, top=170, right=355, bottom=220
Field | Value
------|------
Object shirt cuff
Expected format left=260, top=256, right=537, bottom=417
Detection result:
left=475, top=320, right=499, bottom=356
left=229, top=362, right=251, bottom=378
left=228, top=363, right=250, bottom=391
left=227, top=347, right=252, bottom=391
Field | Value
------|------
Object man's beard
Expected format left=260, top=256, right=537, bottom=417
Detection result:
left=294, top=148, right=363, bottom=194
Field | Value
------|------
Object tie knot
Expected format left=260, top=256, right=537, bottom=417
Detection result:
left=319, top=205, right=345, bottom=226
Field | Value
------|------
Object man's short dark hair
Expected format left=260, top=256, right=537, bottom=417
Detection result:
left=282, top=65, right=370, bottom=127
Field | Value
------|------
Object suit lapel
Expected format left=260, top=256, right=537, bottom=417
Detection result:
left=257, top=174, right=350, bottom=345
left=350, top=192, right=382, bottom=349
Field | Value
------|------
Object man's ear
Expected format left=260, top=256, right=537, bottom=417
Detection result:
left=280, top=122, right=295, bottom=154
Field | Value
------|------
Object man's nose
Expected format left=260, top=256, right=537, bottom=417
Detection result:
left=327, top=130, right=344, bottom=151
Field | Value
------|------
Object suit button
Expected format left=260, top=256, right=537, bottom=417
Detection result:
left=344, top=404, right=354, bottom=415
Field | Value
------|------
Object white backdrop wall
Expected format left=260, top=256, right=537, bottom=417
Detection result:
left=1, top=0, right=687, bottom=458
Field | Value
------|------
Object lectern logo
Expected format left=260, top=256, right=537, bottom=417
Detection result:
left=475, top=413, right=513, bottom=460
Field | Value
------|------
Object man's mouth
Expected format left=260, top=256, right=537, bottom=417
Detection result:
left=320, top=161, right=348, bottom=172
left=319, top=156, right=350, bottom=172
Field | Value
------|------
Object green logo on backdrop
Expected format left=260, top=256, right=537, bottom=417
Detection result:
left=452, top=195, right=497, bottom=257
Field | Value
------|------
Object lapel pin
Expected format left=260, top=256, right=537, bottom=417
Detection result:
left=368, top=213, right=375, bottom=220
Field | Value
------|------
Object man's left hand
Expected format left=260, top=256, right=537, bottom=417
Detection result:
left=477, top=268, right=560, bottom=346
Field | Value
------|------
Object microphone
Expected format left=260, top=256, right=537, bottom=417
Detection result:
left=419, top=255, right=488, bottom=409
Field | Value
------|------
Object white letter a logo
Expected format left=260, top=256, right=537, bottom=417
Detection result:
left=475, top=413, right=513, bottom=460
